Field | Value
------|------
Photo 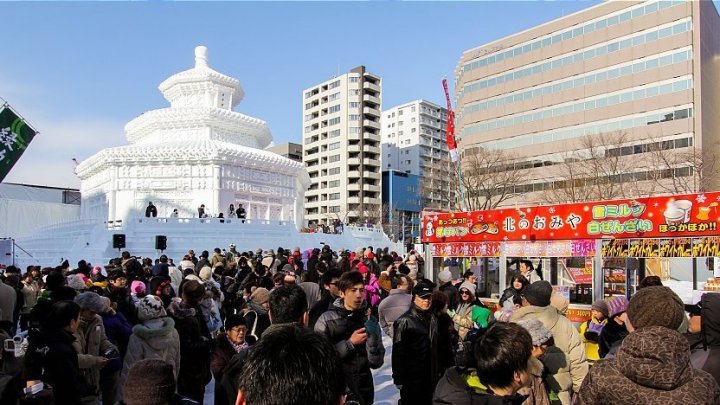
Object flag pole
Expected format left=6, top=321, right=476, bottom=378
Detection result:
left=0, top=97, right=40, bottom=134
left=442, top=78, right=466, bottom=211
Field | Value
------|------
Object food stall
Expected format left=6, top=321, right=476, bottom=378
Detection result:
left=422, top=192, right=720, bottom=322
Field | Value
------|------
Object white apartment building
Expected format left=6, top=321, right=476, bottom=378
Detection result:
left=302, top=66, right=383, bottom=226
left=382, top=100, right=455, bottom=210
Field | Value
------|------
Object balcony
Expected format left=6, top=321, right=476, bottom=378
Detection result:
left=347, top=170, right=361, bottom=178
left=348, top=183, right=361, bottom=191
left=347, top=144, right=361, bottom=153
left=363, top=81, right=381, bottom=94
left=363, top=170, right=380, bottom=178
left=363, top=183, right=380, bottom=192
left=348, top=196, right=361, bottom=204
left=347, top=157, right=361, bottom=165
left=363, top=94, right=381, bottom=105
left=363, top=158, right=380, bottom=166
left=347, top=132, right=361, bottom=141
left=364, top=144, right=380, bottom=154
left=363, top=119, right=380, bottom=130
left=363, top=106, right=380, bottom=116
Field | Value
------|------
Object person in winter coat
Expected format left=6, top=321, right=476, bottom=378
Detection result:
left=117, top=294, right=180, bottom=402
left=500, top=274, right=530, bottom=308
left=689, top=293, right=720, bottom=385
left=314, top=271, right=385, bottom=405
left=576, top=286, right=720, bottom=404
left=598, top=295, right=629, bottom=358
left=168, top=280, right=212, bottom=402
left=243, top=287, right=271, bottom=345
left=309, top=270, right=341, bottom=328
left=437, top=269, right=459, bottom=311
left=73, top=292, right=118, bottom=405
left=358, top=264, right=381, bottom=308
left=211, top=314, right=248, bottom=405
left=392, top=281, right=439, bottom=405
left=378, top=274, right=413, bottom=338
left=433, top=322, right=533, bottom=405
left=516, top=318, right=553, bottom=405
left=450, top=282, right=490, bottom=340
left=25, top=300, right=90, bottom=405
left=430, top=290, right=458, bottom=376
left=98, top=296, right=132, bottom=403
left=578, top=299, right=608, bottom=363
left=510, top=281, right=587, bottom=405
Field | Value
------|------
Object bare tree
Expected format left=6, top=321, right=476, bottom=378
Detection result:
left=645, top=136, right=720, bottom=194
left=541, top=131, right=649, bottom=204
left=458, top=147, right=528, bottom=210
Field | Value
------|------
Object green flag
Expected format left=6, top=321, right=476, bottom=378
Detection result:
left=0, top=106, right=37, bottom=182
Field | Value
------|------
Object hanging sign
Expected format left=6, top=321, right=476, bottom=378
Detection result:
left=422, top=192, right=720, bottom=243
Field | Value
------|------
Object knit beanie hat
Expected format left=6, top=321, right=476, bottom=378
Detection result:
left=438, top=269, right=452, bottom=283
left=250, top=287, right=270, bottom=304
left=67, top=274, right=88, bottom=291
left=523, top=281, right=553, bottom=307
left=199, top=266, right=213, bottom=281
left=75, top=292, right=107, bottom=314
left=516, top=318, right=553, bottom=346
left=123, top=359, right=176, bottom=405
left=136, top=295, right=167, bottom=322
left=459, top=281, right=476, bottom=297
left=606, top=295, right=629, bottom=318
left=130, top=280, right=146, bottom=295
left=627, top=286, right=684, bottom=330
left=591, top=299, right=609, bottom=318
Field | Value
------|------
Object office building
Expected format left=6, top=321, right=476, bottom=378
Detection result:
left=267, top=142, right=303, bottom=163
left=382, top=170, right=422, bottom=243
left=302, top=66, right=382, bottom=226
left=456, top=0, right=720, bottom=205
left=381, top=100, right=456, bottom=211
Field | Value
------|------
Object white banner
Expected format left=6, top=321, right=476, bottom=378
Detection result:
left=0, top=239, right=13, bottom=268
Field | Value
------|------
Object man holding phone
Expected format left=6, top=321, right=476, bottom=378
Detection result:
left=315, top=271, right=385, bottom=405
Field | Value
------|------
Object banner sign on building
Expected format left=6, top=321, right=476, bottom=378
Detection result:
left=601, top=236, right=720, bottom=258
left=422, top=192, right=720, bottom=243
left=0, top=105, right=38, bottom=182
left=430, top=241, right=501, bottom=257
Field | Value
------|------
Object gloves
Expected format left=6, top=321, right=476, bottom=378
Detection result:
left=447, top=309, right=456, bottom=317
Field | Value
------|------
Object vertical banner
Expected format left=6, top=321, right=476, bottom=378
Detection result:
left=441, top=79, right=458, bottom=162
left=0, top=106, right=38, bottom=182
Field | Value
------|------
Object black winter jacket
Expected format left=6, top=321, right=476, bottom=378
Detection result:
left=314, top=299, right=384, bottom=405
left=433, top=366, right=528, bottom=405
left=392, top=305, right=439, bottom=389
left=691, top=293, right=720, bottom=386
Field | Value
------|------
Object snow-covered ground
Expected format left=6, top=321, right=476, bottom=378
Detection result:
left=203, top=332, right=399, bottom=404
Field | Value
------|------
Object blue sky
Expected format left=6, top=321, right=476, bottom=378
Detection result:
left=3, top=0, right=614, bottom=188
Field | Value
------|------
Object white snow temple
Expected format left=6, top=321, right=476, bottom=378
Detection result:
left=13, top=46, right=398, bottom=268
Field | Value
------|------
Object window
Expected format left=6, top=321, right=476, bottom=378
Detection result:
left=329, top=92, right=340, bottom=101
left=329, top=167, right=341, bottom=175
left=328, top=117, right=341, bottom=126
left=329, top=129, right=341, bottom=138
left=349, top=114, right=360, bottom=121
left=328, top=154, right=341, bottom=163
left=328, top=142, right=341, bottom=150
left=329, top=180, right=340, bottom=187
left=329, top=206, right=341, bottom=213
left=349, top=102, right=360, bottom=108
left=328, top=105, right=341, bottom=113
left=329, top=193, right=340, bottom=200
left=328, top=80, right=341, bottom=89
left=349, top=77, right=359, bottom=83
left=349, top=127, right=361, bottom=133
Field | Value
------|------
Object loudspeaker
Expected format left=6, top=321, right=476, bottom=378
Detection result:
left=112, top=234, right=126, bottom=249
left=155, top=235, right=167, bottom=251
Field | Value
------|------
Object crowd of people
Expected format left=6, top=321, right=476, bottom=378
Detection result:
left=1, top=245, right=720, bottom=405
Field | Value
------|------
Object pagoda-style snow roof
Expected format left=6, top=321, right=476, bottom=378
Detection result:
left=159, top=46, right=244, bottom=108
left=75, top=139, right=310, bottom=184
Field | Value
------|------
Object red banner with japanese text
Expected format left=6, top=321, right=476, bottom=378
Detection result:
left=421, top=192, right=720, bottom=243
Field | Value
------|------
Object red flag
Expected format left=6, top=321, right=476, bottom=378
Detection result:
left=442, top=79, right=459, bottom=162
